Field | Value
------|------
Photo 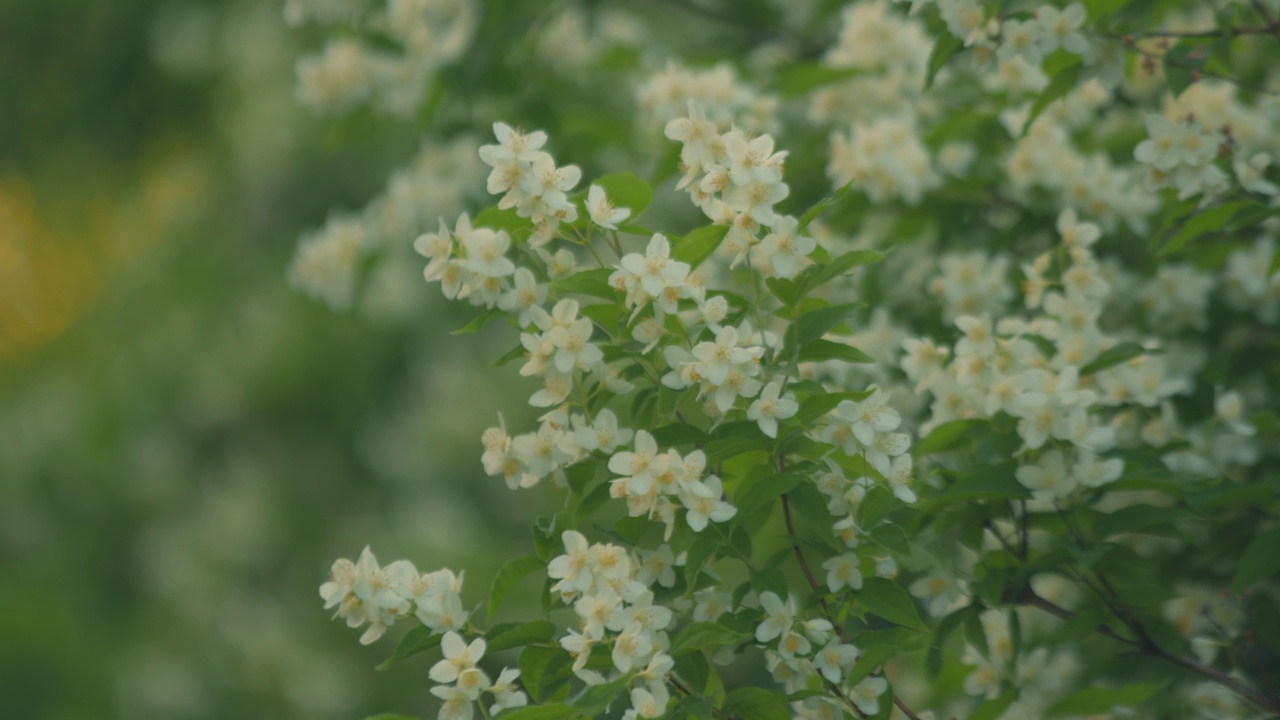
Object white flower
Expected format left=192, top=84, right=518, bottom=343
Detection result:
left=851, top=676, right=888, bottom=715
left=746, top=381, right=799, bottom=438
left=431, top=684, right=476, bottom=720
left=1215, top=389, right=1255, bottom=436
left=548, top=530, right=593, bottom=595
left=885, top=454, right=916, bottom=503
left=488, top=668, right=528, bottom=715
left=821, top=553, right=864, bottom=592
left=755, top=591, right=795, bottom=643
left=910, top=573, right=963, bottom=617
left=1034, top=2, right=1088, bottom=55
left=813, top=640, right=859, bottom=683
left=1015, top=450, right=1074, bottom=503
left=609, top=430, right=667, bottom=497
left=679, top=475, right=737, bottom=531
left=587, top=184, right=632, bottom=230
left=777, top=629, right=812, bottom=658
left=624, top=687, right=666, bottom=720
left=612, top=622, right=655, bottom=672
left=1234, top=152, right=1278, bottom=195
left=754, top=215, right=815, bottom=278
left=429, top=632, right=487, bottom=684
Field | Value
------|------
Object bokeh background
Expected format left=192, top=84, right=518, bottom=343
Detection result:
left=0, top=1, right=546, bottom=717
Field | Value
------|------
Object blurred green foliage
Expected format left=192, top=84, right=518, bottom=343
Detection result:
left=0, top=2, right=540, bottom=718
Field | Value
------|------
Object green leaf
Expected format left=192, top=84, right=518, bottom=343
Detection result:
left=364, top=714, right=420, bottom=720
left=844, top=643, right=897, bottom=686
left=572, top=675, right=631, bottom=715
left=797, top=180, right=855, bottom=232
left=551, top=268, right=617, bottom=300
left=868, top=523, right=910, bottom=555
left=928, top=466, right=1032, bottom=504
left=787, top=302, right=860, bottom=354
left=790, top=249, right=884, bottom=302
left=488, top=620, right=556, bottom=653
left=488, top=556, right=546, bottom=621
left=375, top=625, right=441, bottom=671
left=924, top=33, right=964, bottom=90
left=926, top=605, right=979, bottom=677
left=796, top=338, right=874, bottom=364
left=1082, top=0, right=1124, bottom=19
left=915, top=419, right=978, bottom=456
left=1163, top=44, right=1196, bottom=96
left=1046, top=683, right=1166, bottom=717
left=773, top=64, right=866, bottom=97
left=651, top=422, right=710, bottom=447
left=1234, top=526, right=1280, bottom=591
left=490, top=343, right=527, bottom=368
left=971, top=692, right=1017, bottom=720
left=724, top=687, right=792, bottom=720
left=531, top=517, right=559, bottom=562
left=1094, top=504, right=1195, bottom=539
left=518, top=646, right=574, bottom=703
left=671, top=225, right=729, bottom=269
left=592, top=172, right=653, bottom=219
left=859, top=577, right=928, bottom=632
left=794, top=389, right=875, bottom=425
left=684, top=534, right=721, bottom=586
left=857, top=486, right=898, bottom=529
left=473, top=205, right=533, bottom=234
left=765, top=276, right=799, bottom=306
left=1021, top=60, right=1082, bottom=138
left=735, top=473, right=805, bottom=520
left=1161, top=201, right=1252, bottom=256
left=452, top=308, right=504, bottom=335
left=674, top=651, right=711, bottom=695
left=669, top=622, right=752, bottom=656
left=704, top=437, right=768, bottom=465
left=1079, top=342, right=1147, bottom=376
left=493, top=704, right=579, bottom=720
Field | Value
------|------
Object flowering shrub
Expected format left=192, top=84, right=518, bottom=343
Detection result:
left=290, top=1, right=1280, bottom=718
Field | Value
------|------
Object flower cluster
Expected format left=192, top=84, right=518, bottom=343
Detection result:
left=290, top=0, right=475, bottom=116
left=609, top=234, right=695, bottom=320
left=1135, top=113, right=1228, bottom=199
left=287, top=214, right=369, bottom=310
left=828, top=112, right=941, bottom=205
left=665, top=106, right=814, bottom=276
left=299, top=3, right=1280, bottom=720
left=637, top=61, right=778, bottom=132
left=480, top=407, right=633, bottom=491
left=808, top=2, right=932, bottom=125
left=288, top=136, right=485, bottom=310
left=549, top=531, right=677, bottom=717
left=478, top=122, right=582, bottom=246
left=320, top=547, right=465, bottom=645
left=430, top=632, right=527, bottom=720
left=662, top=324, right=769, bottom=418
left=607, top=431, right=736, bottom=536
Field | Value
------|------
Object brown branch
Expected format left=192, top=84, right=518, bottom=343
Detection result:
left=1117, top=40, right=1280, bottom=96
left=1021, top=591, right=1280, bottom=716
left=779, top=491, right=922, bottom=720
left=669, top=676, right=735, bottom=720
left=1124, top=26, right=1275, bottom=38
left=1251, top=0, right=1280, bottom=39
